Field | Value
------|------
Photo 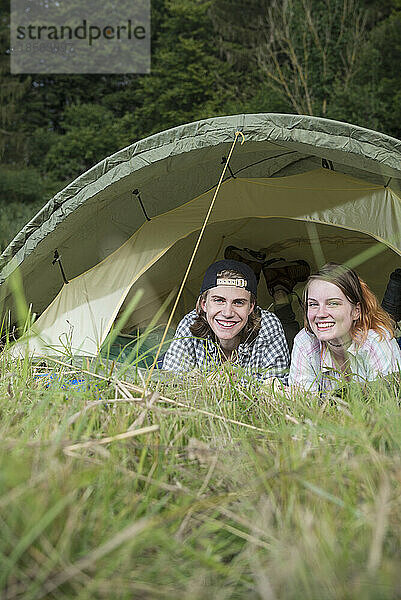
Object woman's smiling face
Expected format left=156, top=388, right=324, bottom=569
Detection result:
left=306, top=279, right=360, bottom=344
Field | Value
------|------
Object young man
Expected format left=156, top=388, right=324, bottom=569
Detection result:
left=225, top=246, right=310, bottom=352
left=162, top=259, right=290, bottom=384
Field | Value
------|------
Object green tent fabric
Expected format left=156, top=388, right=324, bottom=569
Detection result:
left=100, top=327, right=176, bottom=368
left=1, top=113, right=401, bottom=357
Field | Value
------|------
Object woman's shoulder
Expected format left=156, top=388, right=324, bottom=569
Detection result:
left=292, top=328, right=320, bottom=353
left=362, top=328, right=393, bottom=345
left=356, top=328, right=401, bottom=357
left=355, top=328, right=401, bottom=375
left=293, top=327, right=318, bottom=345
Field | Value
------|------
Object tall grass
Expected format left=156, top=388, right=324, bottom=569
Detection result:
left=0, top=338, right=400, bottom=599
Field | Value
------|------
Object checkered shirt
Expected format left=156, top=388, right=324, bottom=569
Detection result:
left=162, top=308, right=290, bottom=383
left=289, top=327, right=401, bottom=392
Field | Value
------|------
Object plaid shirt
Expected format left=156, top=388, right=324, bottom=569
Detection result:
left=162, top=308, right=289, bottom=383
left=289, top=328, right=401, bottom=392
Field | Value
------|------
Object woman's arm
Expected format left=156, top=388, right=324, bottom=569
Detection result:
left=288, top=329, right=322, bottom=392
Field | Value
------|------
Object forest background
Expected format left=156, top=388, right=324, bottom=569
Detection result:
left=1, top=0, right=400, bottom=251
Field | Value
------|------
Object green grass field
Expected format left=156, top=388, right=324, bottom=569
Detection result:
left=1, top=346, right=400, bottom=600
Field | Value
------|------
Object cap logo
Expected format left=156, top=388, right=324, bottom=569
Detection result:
left=216, top=277, right=247, bottom=288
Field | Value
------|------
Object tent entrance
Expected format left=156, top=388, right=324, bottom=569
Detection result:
left=117, top=216, right=400, bottom=335
left=16, top=168, right=401, bottom=358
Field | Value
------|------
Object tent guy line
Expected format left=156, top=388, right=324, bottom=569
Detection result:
left=144, top=130, right=246, bottom=388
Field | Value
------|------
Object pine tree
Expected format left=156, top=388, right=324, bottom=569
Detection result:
left=0, top=0, right=30, bottom=161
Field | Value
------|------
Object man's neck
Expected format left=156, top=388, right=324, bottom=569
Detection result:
left=219, top=335, right=240, bottom=360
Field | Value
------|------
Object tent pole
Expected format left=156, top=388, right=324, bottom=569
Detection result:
left=52, top=249, right=69, bottom=285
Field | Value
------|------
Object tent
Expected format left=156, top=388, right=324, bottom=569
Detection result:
left=1, top=113, right=401, bottom=357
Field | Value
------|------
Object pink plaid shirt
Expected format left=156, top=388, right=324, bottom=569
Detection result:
left=289, top=328, right=401, bottom=392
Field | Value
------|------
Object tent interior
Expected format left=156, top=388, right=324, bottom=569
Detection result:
left=118, top=216, right=400, bottom=336
left=25, top=167, right=401, bottom=359
left=5, top=169, right=401, bottom=359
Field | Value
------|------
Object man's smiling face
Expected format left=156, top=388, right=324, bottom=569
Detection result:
left=201, top=285, right=254, bottom=343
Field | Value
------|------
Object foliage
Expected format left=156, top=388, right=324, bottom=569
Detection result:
left=211, top=0, right=368, bottom=117
left=0, top=165, right=46, bottom=203
left=328, top=8, right=401, bottom=137
left=0, top=160, right=62, bottom=251
left=2, top=0, right=401, bottom=248
left=0, top=0, right=30, bottom=162
left=117, top=0, right=240, bottom=140
left=44, top=104, right=131, bottom=181
left=0, top=198, right=44, bottom=252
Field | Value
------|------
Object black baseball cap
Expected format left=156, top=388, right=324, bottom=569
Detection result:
left=200, top=259, right=258, bottom=297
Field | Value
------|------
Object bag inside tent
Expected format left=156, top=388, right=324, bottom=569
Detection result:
left=1, top=114, right=401, bottom=365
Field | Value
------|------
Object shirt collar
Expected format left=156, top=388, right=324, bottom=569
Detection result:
left=206, top=333, right=253, bottom=355
left=320, top=338, right=358, bottom=371
left=345, top=339, right=359, bottom=356
left=320, top=343, right=335, bottom=371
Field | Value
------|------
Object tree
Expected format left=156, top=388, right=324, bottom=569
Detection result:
left=0, top=0, right=30, bottom=161
left=328, top=7, right=401, bottom=138
left=44, top=104, right=130, bottom=180
left=121, top=0, right=240, bottom=140
left=256, top=0, right=368, bottom=116
left=0, top=0, right=51, bottom=250
left=211, top=0, right=368, bottom=117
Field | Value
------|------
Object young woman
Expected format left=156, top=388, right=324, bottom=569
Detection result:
left=289, top=262, right=401, bottom=392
